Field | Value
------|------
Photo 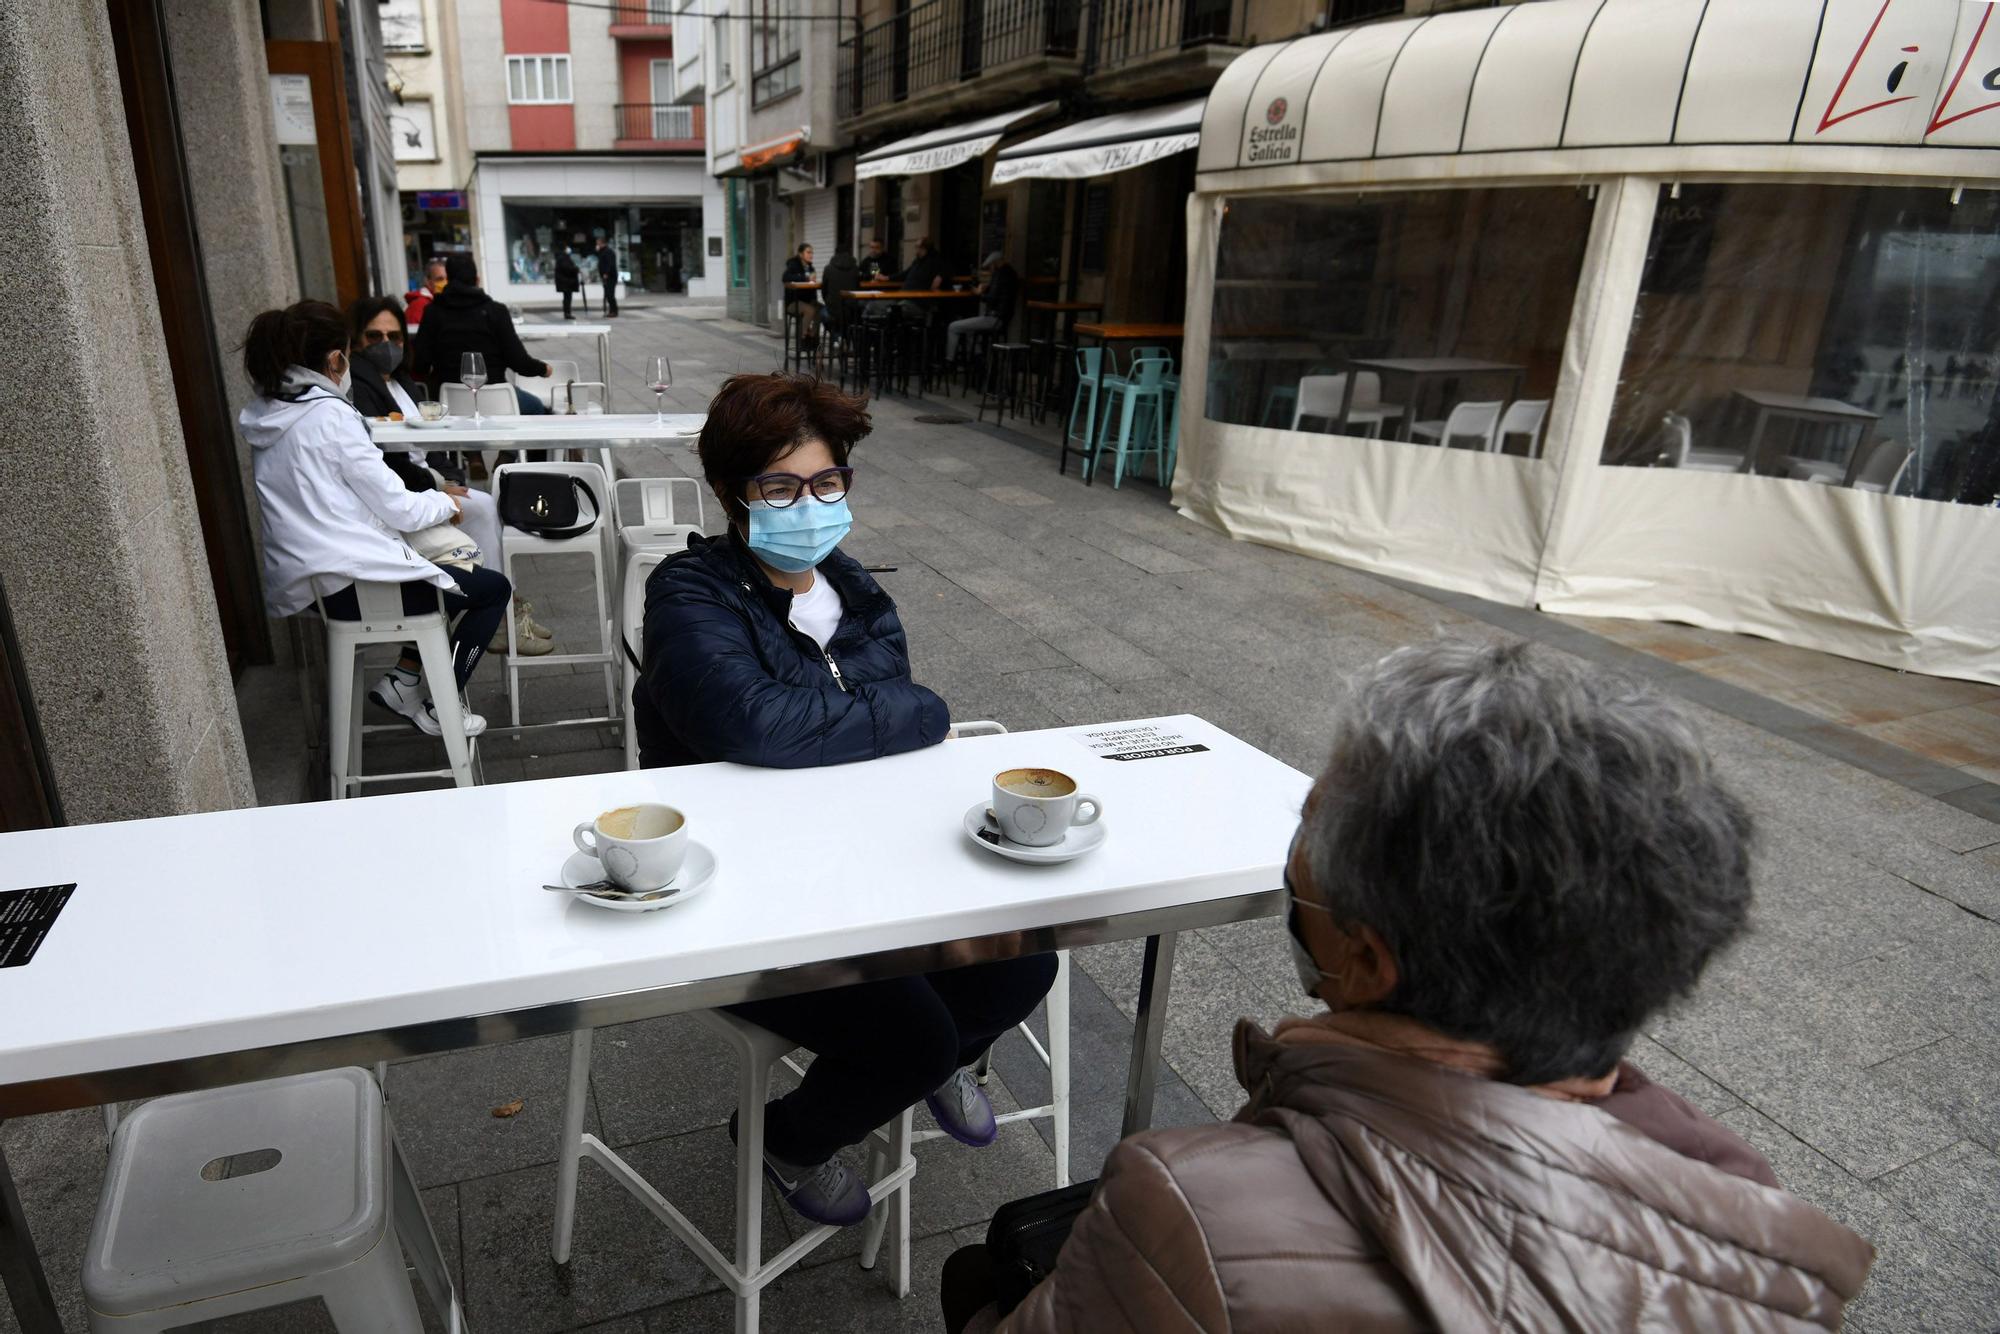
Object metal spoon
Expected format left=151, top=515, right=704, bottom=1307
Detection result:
left=542, top=880, right=679, bottom=901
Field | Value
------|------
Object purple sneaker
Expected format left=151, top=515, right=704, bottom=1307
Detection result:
left=925, top=1068, right=998, bottom=1147
left=729, top=1112, right=872, bottom=1228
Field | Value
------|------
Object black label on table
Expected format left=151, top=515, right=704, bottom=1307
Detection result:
left=1101, top=744, right=1210, bottom=762
left=0, top=884, right=74, bottom=968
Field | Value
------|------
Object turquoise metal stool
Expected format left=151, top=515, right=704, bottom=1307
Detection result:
left=1062, top=347, right=1125, bottom=478
left=1092, top=356, right=1174, bottom=489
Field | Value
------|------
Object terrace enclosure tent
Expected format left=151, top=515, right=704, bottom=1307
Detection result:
left=1178, top=0, right=2000, bottom=684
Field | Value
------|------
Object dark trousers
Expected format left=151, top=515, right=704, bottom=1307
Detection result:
left=323, top=563, right=510, bottom=689
left=727, top=952, right=1058, bottom=1165
left=940, top=1243, right=998, bottom=1334
left=561, top=290, right=574, bottom=318
left=601, top=280, right=618, bottom=316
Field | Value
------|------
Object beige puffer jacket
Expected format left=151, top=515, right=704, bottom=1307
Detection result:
left=999, top=1022, right=1874, bottom=1332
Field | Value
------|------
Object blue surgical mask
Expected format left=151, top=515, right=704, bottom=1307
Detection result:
left=744, top=496, right=852, bottom=573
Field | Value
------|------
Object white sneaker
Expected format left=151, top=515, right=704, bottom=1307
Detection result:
left=370, top=673, right=486, bottom=738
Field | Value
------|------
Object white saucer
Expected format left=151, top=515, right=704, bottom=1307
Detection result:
left=559, top=842, right=717, bottom=912
left=962, top=801, right=1107, bottom=865
left=404, top=417, right=454, bottom=430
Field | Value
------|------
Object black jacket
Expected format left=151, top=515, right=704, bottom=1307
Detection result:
left=782, top=255, right=818, bottom=302
left=821, top=253, right=862, bottom=332
left=858, top=251, right=888, bottom=282
left=635, top=531, right=949, bottom=769
left=349, top=355, right=435, bottom=493
left=901, top=250, right=947, bottom=293
left=409, top=284, right=544, bottom=391
left=594, top=245, right=618, bottom=285
left=983, top=264, right=1019, bottom=325
left=554, top=251, right=581, bottom=293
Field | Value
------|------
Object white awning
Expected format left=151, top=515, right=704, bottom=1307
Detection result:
left=856, top=103, right=1059, bottom=180
left=1198, top=0, right=2000, bottom=176
left=991, top=99, right=1205, bottom=183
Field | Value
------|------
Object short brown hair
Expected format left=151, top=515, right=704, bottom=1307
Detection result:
left=697, top=373, right=872, bottom=510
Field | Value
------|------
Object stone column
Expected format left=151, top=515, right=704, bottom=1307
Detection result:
left=0, top=0, right=255, bottom=821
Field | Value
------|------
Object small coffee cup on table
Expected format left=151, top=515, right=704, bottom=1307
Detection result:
left=573, top=802, right=688, bottom=891
left=991, top=768, right=1102, bottom=848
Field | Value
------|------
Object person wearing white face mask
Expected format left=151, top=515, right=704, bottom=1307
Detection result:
left=347, top=296, right=555, bottom=655
left=240, top=300, right=512, bottom=737
left=633, top=372, right=1058, bottom=1230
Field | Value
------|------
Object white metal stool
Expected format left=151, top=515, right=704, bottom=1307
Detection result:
left=549, top=952, right=1071, bottom=1334
left=490, top=461, right=618, bottom=729
left=81, top=1068, right=462, bottom=1333
left=620, top=549, right=669, bottom=771
left=316, top=580, right=477, bottom=797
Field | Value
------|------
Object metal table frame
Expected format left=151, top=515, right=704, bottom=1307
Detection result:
left=1, top=889, right=1279, bottom=1331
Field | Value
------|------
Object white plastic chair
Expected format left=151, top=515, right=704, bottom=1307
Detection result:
left=1289, top=374, right=1348, bottom=432
left=620, top=548, right=667, bottom=772
left=1495, top=399, right=1550, bottom=456
left=314, top=579, right=475, bottom=796
left=1849, top=440, right=1914, bottom=494
left=489, top=461, right=617, bottom=729
left=1410, top=400, right=1504, bottom=450
left=81, top=1068, right=462, bottom=1333
left=440, top=382, right=475, bottom=418
left=475, top=383, right=519, bottom=417
left=551, top=952, right=1071, bottom=1334
left=565, top=381, right=610, bottom=415
left=1656, top=411, right=1742, bottom=472
left=615, top=476, right=706, bottom=564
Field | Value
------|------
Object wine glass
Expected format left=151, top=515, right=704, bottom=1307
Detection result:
left=460, top=352, right=487, bottom=426
left=648, top=355, right=673, bottom=426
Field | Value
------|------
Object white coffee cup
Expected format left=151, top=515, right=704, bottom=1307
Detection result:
left=991, top=768, right=1102, bottom=848
left=573, top=802, right=688, bottom=891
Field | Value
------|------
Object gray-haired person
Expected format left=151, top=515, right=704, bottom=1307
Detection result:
left=944, top=251, right=1018, bottom=361
left=946, top=641, right=1874, bottom=1333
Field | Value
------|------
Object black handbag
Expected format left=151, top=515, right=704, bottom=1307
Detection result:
left=983, top=1178, right=1098, bottom=1316
left=499, top=472, right=598, bottom=539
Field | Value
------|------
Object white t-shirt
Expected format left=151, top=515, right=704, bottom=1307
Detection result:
left=788, top=571, right=844, bottom=656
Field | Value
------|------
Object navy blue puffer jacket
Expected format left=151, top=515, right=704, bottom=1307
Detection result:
left=634, top=530, right=950, bottom=768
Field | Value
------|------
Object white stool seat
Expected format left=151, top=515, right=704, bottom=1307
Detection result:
left=491, top=461, right=619, bottom=729
left=82, top=1069, right=460, bottom=1332
left=317, top=580, right=476, bottom=797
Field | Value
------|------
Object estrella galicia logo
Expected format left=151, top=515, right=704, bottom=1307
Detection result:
left=1266, top=97, right=1288, bottom=125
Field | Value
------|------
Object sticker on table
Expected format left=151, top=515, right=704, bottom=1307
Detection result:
left=0, top=884, right=75, bottom=969
left=1077, top=724, right=1211, bottom=762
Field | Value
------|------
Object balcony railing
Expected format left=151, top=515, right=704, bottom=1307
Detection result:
left=613, top=102, right=704, bottom=148
left=609, top=0, right=674, bottom=32
left=1087, top=0, right=1243, bottom=76
left=838, top=0, right=1083, bottom=120
left=1326, top=0, right=1407, bottom=26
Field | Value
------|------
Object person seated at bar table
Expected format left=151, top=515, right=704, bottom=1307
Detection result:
left=781, top=242, right=820, bottom=352
left=407, top=253, right=553, bottom=412
left=858, top=237, right=893, bottom=283
left=633, top=371, right=1058, bottom=1229
left=944, top=641, right=1874, bottom=1332
left=239, top=300, right=511, bottom=738
left=347, top=295, right=555, bottom=656
left=946, top=251, right=1019, bottom=361
left=899, top=236, right=949, bottom=293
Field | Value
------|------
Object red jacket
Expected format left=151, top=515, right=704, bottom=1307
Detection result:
left=405, top=288, right=434, bottom=327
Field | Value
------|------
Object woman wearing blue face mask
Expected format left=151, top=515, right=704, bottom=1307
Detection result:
left=634, top=371, right=1057, bottom=1229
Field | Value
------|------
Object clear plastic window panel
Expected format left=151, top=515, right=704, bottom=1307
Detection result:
left=1205, top=187, right=1593, bottom=459
left=1603, top=184, right=1999, bottom=505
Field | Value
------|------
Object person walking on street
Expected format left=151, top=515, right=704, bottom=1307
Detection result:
left=594, top=237, right=620, bottom=317
left=554, top=246, right=581, bottom=321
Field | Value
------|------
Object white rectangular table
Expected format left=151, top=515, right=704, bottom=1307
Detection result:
left=1347, top=357, right=1526, bottom=441
left=372, top=413, right=706, bottom=452
left=0, top=716, right=1307, bottom=1332
left=517, top=321, right=614, bottom=386
left=1731, top=389, right=1878, bottom=478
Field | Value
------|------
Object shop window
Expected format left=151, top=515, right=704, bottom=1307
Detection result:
left=506, top=55, right=572, bottom=105
left=728, top=179, right=750, bottom=288
left=1206, top=188, right=1592, bottom=458
left=751, top=0, right=800, bottom=106
left=1603, top=184, right=1999, bottom=505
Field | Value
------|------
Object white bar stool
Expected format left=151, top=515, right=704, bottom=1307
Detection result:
left=548, top=951, right=1071, bottom=1334
left=552, top=1014, right=917, bottom=1334
left=316, top=579, right=476, bottom=797
left=81, top=1068, right=463, bottom=1333
left=490, top=461, right=618, bottom=729
left=620, top=549, right=669, bottom=771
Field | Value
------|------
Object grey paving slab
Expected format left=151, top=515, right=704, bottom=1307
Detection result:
left=386, top=1036, right=605, bottom=1190
left=1867, top=1037, right=2000, bottom=1153
left=641, top=1228, right=962, bottom=1333
left=587, top=1014, right=740, bottom=1146
left=1874, top=1140, right=2000, bottom=1262
left=0, top=1107, right=108, bottom=1334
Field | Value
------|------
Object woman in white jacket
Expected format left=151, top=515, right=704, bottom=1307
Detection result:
left=240, top=301, right=511, bottom=737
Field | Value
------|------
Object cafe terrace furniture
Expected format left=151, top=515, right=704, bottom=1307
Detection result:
left=1092, top=356, right=1176, bottom=489
left=0, top=714, right=1306, bottom=1334
left=1346, top=358, right=1526, bottom=443
left=489, top=460, right=618, bottom=732
left=314, top=579, right=479, bottom=797
left=79, top=1068, right=460, bottom=1333
left=518, top=321, right=613, bottom=388
left=373, top=414, right=706, bottom=488
left=618, top=550, right=667, bottom=772
left=1732, top=389, right=1878, bottom=479
left=1410, top=400, right=1506, bottom=451
left=1063, top=348, right=1127, bottom=479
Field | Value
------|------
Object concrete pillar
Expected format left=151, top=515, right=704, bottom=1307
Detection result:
left=0, top=0, right=255, bottom=821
